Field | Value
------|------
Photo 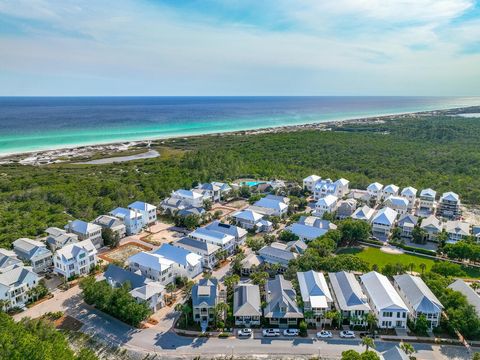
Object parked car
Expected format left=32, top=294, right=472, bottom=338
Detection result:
left=263, top=329, right=281, bottom=337
left=316, top=330, right=333, bottom=338
left=283, top=329, right=299, bottom=336
left=238, top=328, right=252, bottom=337
left=340, top=330, right=355, bottom=338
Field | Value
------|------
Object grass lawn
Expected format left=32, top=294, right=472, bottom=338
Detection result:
left=337, top=246, right=480, bottom=278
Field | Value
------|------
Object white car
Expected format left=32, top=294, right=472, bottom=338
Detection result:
left=340, top=330, right=355, bottom=338
left=263, top=329, right=281, bottom=337
left=316, top=330, right=333, bottom=338
left=283, top=328, right=299, bottom=336
left=238, top=328, right=252, bottom=337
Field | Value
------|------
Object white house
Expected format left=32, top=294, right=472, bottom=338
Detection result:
left=444, top=220, right=471, bottom=243
left=175, top=237, right=220, bottom=269
left=328, top=271, right=371, bottom=326
left=258, top=242, right=298, bottom=269
left=336, top=199, right=358, bottom=219
left=437, top=191, right=461, bottom=220
left=189, top=227, right=236, bottom=254
left=205, top=221, right=247, bottom=246
left=251, top=196, right=288, bottom=217
left=297, top=270, right=333, bottom=327
left=53, top=239, right=98, bottom=279
left=0, top=266, right=39, bottom=311
left=45, top=227, right=79, bottom=252
left=351, top=205, right=376, bottom=222
left=314, top=194, right=338, bottom=217
left=397, top=214, right=418, bottom=239
left=420, top=215, right=443, bottom=241
left=93, top=215, right=126, bottom=240
left=382, top=184, right=399, bottom=200
left=360, top=271, right=409, bottom=329
left=335, top=178, right=350, bottom=197
left=313, top=179, right=339, bottom=200
left=195, top=183, right=222, bottom=202
left=367, top=182, right=384, bottom=201
left=264, top=275, right=303, bottom=327
left=419, top=188, right=437, bottom=214
left=371, top=207, right=398, bottom=237
left=393, top=274, right=443, bottom=330
left=170, top=189, right=207, bottom=208
left=13, top=238, right=53, bottom=273
left=109, top=207, right=144, bottom=235
left=127, top=251, right=174, bottom=286
left=401, top=186, right=417, bottom=210
left=192, top=278, right=219, bottom=330
left=128, top=201, right=157, bottom=225
left=233, top=283, right=262, bottom=326
left=384, top=196, right=409, bottom=216
left=287, top=218, right=336, bottom=242
left=0, top=250, right=22, bottom=274
left=231, top=209, right=272, bottom=233
left=65, top=220, right=103, bottom=249
left=303, top=175, right=321, bottom=192
left=153, top=244, right=203, bottom=279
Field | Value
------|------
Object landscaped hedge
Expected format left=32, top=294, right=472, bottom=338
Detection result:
left=390, top=241, right=437, bottom=256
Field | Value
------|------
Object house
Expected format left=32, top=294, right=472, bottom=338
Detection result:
left=231, top=209, right=272, bottom=233
left=335, top=178, right=350, bottom=198
left=367, top=182, right=384, bottom=201
left=0, top=251, right=22, bottom=274
left=129, top=201, right=157, bottom=226
left=160, top=197, right=188, bottom=215
left=382, top=184, right=400, bottom=199
left=381, top=346, right=409, bottom=360
left=303, top=175, right=321, bottom=192
left=196, top=183, right=222, bottom=202
left=371, top=207, right=398, bottom=237
left=240, top=253, right=264, bottom=276
left=448, top=279, right=480, bottom=316
left=110, top=207, right=144, bottom=235
left=393, top=274, right=443, bottom=329
left=419, top=188, right=437, bottom=214
left=401, top=186, right=417, bottom=210
left=397, top=214, right=418, bottom=239
left=233, top=283, right=262, bottom=326
left=93, top=215, right=126, bottom=240
left=45, top=227, right=78, bottom=252
left=175, top=237, right=220, bottom=270
left=188, top=227, right=236, bottom=254
left=127, top=251, right=174, bottom=286
left=258, top=243, right=298, bottom=269
left=153, top=244, right=203, bottom=279
left=328, top=271, right=371, bottom=326
left=264, top=275, right=303, bottom=327
left=251, top=196, right=288, bottom=217
left=473, top=226, right=480, bottom=241
left=336, top=199, right=358, bottom=219
left=0, top=266, right=39, bottom=311
left=298, top=216, right=337, bottom=230
left=383, top=196, right=409, bottom=216
left=297, top=271, right=333, bottom=327
left=286, top=239, right=308, bottom=254
left=192, top=278, right=219, bottom=330
left=314, top=194, right=338, bottom=217
left=65, top=220, right=103, bottom=249
left=420, top=215, right=443, bottom=241
left=351, top=205, right=376, bottom=222
left=53, top=239, right=98, bottom=279
left=212, top=181, right=232, bottom=198
left=437, top=191, right=461, bottom=220
left=104, top=264, right=164, bottom=311
left=287, top=223, right=329, bottom=242
left=176, top=206, right=206, bottom=218
left=13, top=238, right=53, bottom=273
left=360, top=271, right=409, bottom=329
left=313, top=179, right=340, bottom=200
left=444, top=220, right=471, bottom=243
left=205, top=221, right=247, bottom=246
left=169, top=189, right=207, bottom=208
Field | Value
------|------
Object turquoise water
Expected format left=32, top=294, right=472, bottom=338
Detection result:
left=0, top=96, right=479, bottom=155
left=242, top=181, right=266, bottom=187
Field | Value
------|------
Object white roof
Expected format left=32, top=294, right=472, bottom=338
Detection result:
left=174, top=189, right=203, bottom=199
left=128, top=251, right=173, bottom=272
left=232, top=209, right=263, bottom=222
left=384, top=195, right=409, bottom=208
left=189, top=227, right=235, bottom=246
left=367, top=182, right=383, bottom=191
left=420, top=188, right=436, bottom=198
left=335, top=178, right=350, bottom=186
left=444, top=221, right=470, bottom=236
left=56, top=239, right=97, bottom=261
left=393, top=274, right=443, bottom=313
left=401, top=186, right=417, bottom=197
left=383, top=184, right=399, bottom=194
left=360, top=271, right=408, bottom=311
left=303, top=175, right=321, bottom=183
left=316, top=194, right=338, bottom=207
left=441, top=191, right=460, bottom=202
left=67, top=220, right=101, bottom=234
left=420, top=215, right=442, bottom=231
left=153, top=244, right=202, bottom=268
left=351, top=205, right=375, bottom=221
left=253, top=197, right=288, bottom=212
left=297, top=270, right=332, bottom=309
left=110, top=207, right=142, bottom=220
left=371, top=207, right=398, bottom=226
left=130, top=282, right=164, bottom=300
left=288, top=223, right=328, bottom=240
left=129, top=201, right=156, bottom=212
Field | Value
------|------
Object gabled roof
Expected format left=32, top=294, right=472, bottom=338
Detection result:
left=303, top=175, right=321, bottom=183
left=197, top=183, right=221, bottom=192
left=153, top=244, right=202, bottom=268
left=335, top=178, right=350, bottom=186
left=128, top=251, right=173, bottom=272
left=130, top=282, right=165, bottom=300
left=440, top=191, right=459, bottom=203
left=173, top=189, right=204, bottom=199
left=383, top=184, right=399, bottom=194
left=371, top=207, right=398, bottom=226
left=297, top=270, right=332, bottom=308
left=258, top=245, right=298, bottom=264
left=0, top=266, right=38, bottom=288
left=360, top=271, right=408, bottom=311
left=110, top=207, right=142, bottom=220
left=232, top=209, right=263, bottom=222
left=287, top=223, right=328, bottom=240
left=382, top=346, right=409, bottom=360
left=316, top=194, right=338, bottom=207
left=0, top=253, right=22, bottom=273
left=45, top=227, right=65, bottom=237
left=351, top=205, right=375, bottom=221
left=448, top=279, right=480, bottom=316
left=367, top=182, right=383, bottom=191
left=66, top=220, right=101, bottom=235
left=253, top=197, right=288, bottom=212
left=240, top=253, right=264, bottom=268
left=177, top=207, right=205, bottom=217
left=104, top=264, right=149, bottom=289
left=264, top=275, right=303, bottom=319
left=398, top=214, right=418, bottom=227
left=420, top=188, right=436, bottom=198
left=94, top=215, right=124, bottom=228
left=233, top=284, right=262, bottom=317
left=420, top=215, right=442, bottom=231
left=13, top=238, right=51, bottom=260
left=286, top=239, right=308, bottom=254
left=298, top=216, right=337, bottom=230
left=206, top=221, right=247, bottom=239
left=192, top=278, right=218, bottom=307
left=444, top=221, right=470, bottom=236
left=56, top=239, right=97, bottom=262
left=211, top=181, right=232, bottom=191
left=401, top=186, right=417, bottom=197
left=129, top=201, right=156, bottom=212
left=384, top=196, right=409, bottom=209
left=175, top=237, right=220, bottom=255
left=328, top=271, right=371, bottom=312
left=393, top=274, right=443, bottom=313
left=189, top=227, right=235, bottom=246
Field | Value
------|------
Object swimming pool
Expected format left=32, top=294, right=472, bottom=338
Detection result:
left=241, top=181, right=266, bottom=187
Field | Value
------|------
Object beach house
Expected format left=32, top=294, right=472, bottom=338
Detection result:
left=401, top=186, right=417, bottom=210
left=437, top=191, right=461, bottom=220
left=192, top=278, right=219, bottom=330
left=351, top=205, right=376, bottom=222
left=45, top=227, right=79, bottom=252
left=287, top=217, right=336, bottom=242
left=382, top=184, right=400, bottom=200
left=233, top=283, right=262, bottom=327
left=0, top=250, right=22, bottom=274
left=174, top=237, right=220, bottom=269
left=109, top=207, right=144, bottom=235
left=152, top=244, right=203, bottom=279
left=231, top=209, right=272, bottom=233
left=367, top=182, right=384, bottom=201
left=188, top=227, right=236, bottom=255
left=13, top=238, right=53, bottom=273
left=128, top=201, right=157, bottom=226
left=205, top=221, right=247, bottom=246
left=336, top=199, right=358, bottom=219
left=397, top=214, right=418, bottom=239
left=0, top=266, right=39, bottom=311
left=303, top=175, right=321, bottom=192
left=313, top=179, right=339, bottom=200
left=371, top=207, right=398, bottom=238
left=258, top=242, right=298, bottom=269
left=297, top=270, right=333, bottom=327
left=383, top=196, right=409, bottom=216
left=419, top=188, right=437, bottom=215
left=444, top=220, right=471, bottom=243
left=420, top=215, right=443, bottom=241
left=53, top=239, right=98, bottom=279
left=448, top=280, right=480, bottom=317
left=65, top=220, right=103, bottom=249
left=314, top=195, right=338, bottom=217
left=264, top=275, right=303, bottom=328
left=127, top=251, right=174, bottom=286
left=93, top=215, right=126, bottom=239
left=250, top=195, right=288, bottom=217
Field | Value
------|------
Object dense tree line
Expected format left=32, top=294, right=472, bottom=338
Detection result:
left=0, top=312, right=97, bottom=360
left=2, top=115, right=480, bottom=247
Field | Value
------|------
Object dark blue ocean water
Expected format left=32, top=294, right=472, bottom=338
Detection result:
left=0, top=96, right=478, bottom=154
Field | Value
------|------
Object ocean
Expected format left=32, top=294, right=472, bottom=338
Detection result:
left=0, top=96, right=479, bottom=156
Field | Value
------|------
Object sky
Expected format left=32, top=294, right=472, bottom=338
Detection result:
left=0, top=0, right=480, bottom=96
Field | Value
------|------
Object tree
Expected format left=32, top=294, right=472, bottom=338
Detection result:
left=181, top=280, right=195, bottom=298
left=408, top=262, right=415, bottom=273
left=278, top=230, right=299, bottom=242
left=299, top=320, right=308, bottom=337
left=338, top=219, right=371, bottom=245
left=414, top=314, right=429, bottom=336
left=412, top=226, right=428, bottom=244
left=361, top=336, right=375, bottom=352
left=239, top=186, right=251, bottom=198
left=360, top=352, right=380, bottom=360
left=365, top=313, right=377, bottom=332
left=215, top=302, right=229, bottom=328
left=215, top=249, right=228, bottom=262
left=246, top=236, right=265, bottom=251
left=166, top=282, right=177, bottom=302
left=341, top=350, right=361, bottom=360
left=419, top=263, right=426, bottom=275
left=400, top=342, right=416, bottom=358
left=102, top=227, right=119, bottom=248
left=203, top=199, right=212, bottom=211
left=250, top=271, right=269, bottom=286
left=176, top=303, right=192, bottom=328
left=431, top=262, right=466, bottom=277
left=223, top=274, right=240, bottom=293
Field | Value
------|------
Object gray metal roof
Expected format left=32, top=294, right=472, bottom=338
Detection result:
left=192, top=278, right=218, bottom=307
left=175, top=237, right=220, bottom=255
left=393, top=274, right=443, bottom=314
left=104, top=264, right=149, bottom=289
left=264, top=275, right=303, bottom=319
left=233, top=284, right=261, bottom=317
left=328, top=271, right=371, bottom=312
left=360, top=271, right=408, bottom=312
left=398, top=214, right=418, bottom=227
left=297, top=270, right=332, bottom=309
left=258, top=245, right=298, bottom=265
left=0, top=266, right=38, bottom=288
left=205, top=221, right=247, bottom=240
left=13, top=238, right=51, bottom=261
left=448, top=279, right=480, bottom=316
left=382, top=346, right=409, bottom=360
left=0, top=254, right=22, bottom=273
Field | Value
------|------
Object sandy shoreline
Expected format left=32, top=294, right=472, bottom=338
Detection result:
left=1, top=105, right=479, bottom=166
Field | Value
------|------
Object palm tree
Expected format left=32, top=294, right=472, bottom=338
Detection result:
left=365, top=313, right=377, bottom=333
left=471, top=282, right=480, bottom=292
left=400, top=342, right=416, bottom=358
left=304, top=310, right=315, bottom=326
left=0, top=299, right=10, bottom=312
left=214, top=302, right=229, bottom=328
left=419, top=263, right=426, bottom=275
left=181, top=304, right=192, bottom=328
left=165, top=283, right=176, bottom=304
left=408, top=263, right=415, bottom=274
left=361, top=336, right=375, bottom=352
